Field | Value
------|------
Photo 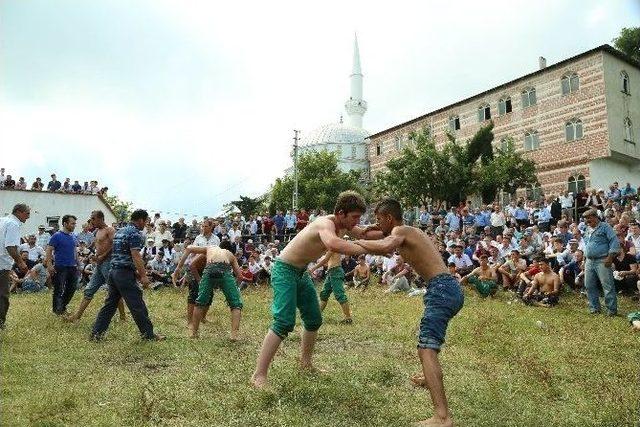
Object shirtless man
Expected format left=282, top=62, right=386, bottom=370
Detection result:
left=460, top=254, right=497, bottom=297
left=250, top=191, right=378, bottom=389
left=67, top=211, right=125, bottom=322
left=352, top=255, right=370, bottom=290
left=353, top=198, right=464, bottom=427
left=309, top=251, right=352, bottom=324
left=522, top=257, right=560, bottom=307
left=181, top=240, right=243, bottom=340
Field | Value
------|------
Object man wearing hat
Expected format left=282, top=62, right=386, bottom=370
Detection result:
left=582, top=209, right=620, bottom=316
left=36, top=225, right=50, bottom=248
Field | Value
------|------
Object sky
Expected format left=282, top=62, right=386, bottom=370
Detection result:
left=1, top=0, right=639, bottom=219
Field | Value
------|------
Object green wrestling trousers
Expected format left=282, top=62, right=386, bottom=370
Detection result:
left=468, top=275, right=497, bottom=297
left=320, top=266, right=348, bottom=304
left=270, top=259, right=322, bottom=338
left=628, top=311, right=640, bottom=324
left=196, top=262, right=243, bottom=310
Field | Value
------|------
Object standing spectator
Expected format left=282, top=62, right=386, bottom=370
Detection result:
left=3, top=175, right=15, bottom=189
left=36, top=225, right=51, bottom=248
left=71, top=180, right=82, bottom=193
left=418, top=207, right=432, bottom=231
left=228, top=222, right=242, bottom=242
left=490, top=205, right=506, bottom=237
left=0, top=204, right=30, bottom=328
left=90, top=209, right=164, bottom=341
left=151, top=221, right=173, bottom=248
left=15, top=177, right=27, bottom=190
left=45, top=215, right=78, bottom=316
left=262, top=214, right=274, bottom=242
left=186, top=219, right=200, bottom=240
left=89, top=180, right=99, bottom=194
left=31, top=177, right=44, bottom=191
left=559, top=191, right=574, bottom=220
left=582, top=209, right=620, bottom=316
left=272, top=210, right=285, bottom=241
left=296, top=209, right=309, bottom=232
left=172, top=217, right=187, bottom=242
left=82, top=181, right=89, bottom=192
left=76, top=223, right=96, bottom=248
left=550, top=197, right=562, bottom=226
left=284, top=210, right=297, bottom=237
left=194, top=219, right=220, bottom=247
left=445, top=207, right=461, bottom=232
left=47, top=174, right=61, bottom=192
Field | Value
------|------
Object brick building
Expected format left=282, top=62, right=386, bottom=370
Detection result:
left=367, top=44, right=640, bottom=198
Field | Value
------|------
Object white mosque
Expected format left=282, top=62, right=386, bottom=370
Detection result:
left=297, top=35, right=370, bottom=175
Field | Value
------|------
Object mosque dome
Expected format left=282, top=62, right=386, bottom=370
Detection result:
left=301, top=122, right=370, bottom=148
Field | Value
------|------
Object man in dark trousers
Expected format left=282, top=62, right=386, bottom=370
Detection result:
left=91, top=209, right=164, bottom=341
left=45, top=215, right=78, bottom=316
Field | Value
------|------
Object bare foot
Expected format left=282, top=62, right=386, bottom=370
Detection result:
left=146, top=333, right=166, bottom=341
left=188, top=328, right=199, bottom=339
left=63, top=314, right=78, bottom=323
left=414, top=415, right=453, bottom=427
left=300, top=363, right=327, bottom=374
left=119, top=316, right=127, bottom=322
left=410, top=373, right=426, bottom=387
left=230, top=332, right=239, bottom=342
left=250, top=374, right=268, bottom=389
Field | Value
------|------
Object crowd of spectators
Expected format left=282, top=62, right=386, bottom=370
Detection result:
left=7, top=180, right=640, bottom=325
left=0, top=168, right=108, bottom=196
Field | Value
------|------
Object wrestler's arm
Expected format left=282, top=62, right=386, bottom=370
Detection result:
left=460, top=267, right=480, bottom=286
left=230, top=254, right=242, bottom=279
left=524, top=274, right=540, bottom=297
left=347, top=225, right=385, bottom=240
left=318, top=226, right=367, bottom=256
left=308, top=252, right=331, bottom=273
left=353, top=230, right=405, bottom=255
left=550, top=274, right=561, bottom=295
left=190, top=254, right=206, bottom=283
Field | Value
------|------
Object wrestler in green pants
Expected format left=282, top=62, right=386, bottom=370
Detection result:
left=190, top=262, right=243, bottom=340
left=270, top=259, right=322, bottom=338
left=319, top=266, right=352, bottom=323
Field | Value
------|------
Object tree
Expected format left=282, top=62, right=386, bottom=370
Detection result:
left=477, top=137, right=538, bottom=202
left=613, top=27, right=640, bottom=63
left=268, top=150, right=366, bottom=213
left=103, top=194, right=133, bottom=223
left=231, top=195, right=264, bottom=217
left=373, top=124, right=537, bottom=206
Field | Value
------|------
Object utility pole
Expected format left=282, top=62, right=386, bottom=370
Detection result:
left=292, top=129, right=300, bottom=211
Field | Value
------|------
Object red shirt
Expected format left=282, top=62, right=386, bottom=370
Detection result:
left=296, top=212, right=309, bottom=231
left=262, top=218, right=274, bottom=234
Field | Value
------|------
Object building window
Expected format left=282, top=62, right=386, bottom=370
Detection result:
left=565, top=119, right=583, bottom=142
left=568, top=174, right=586, bottom=195
left=561, top=73, right=579, bottom=95
left=625, top=118, right=634, bottom=142
left=526, top=184, right=542, bottom=201
left=621, top=71, right=630, bottom=94
left=521, top=87, right=536, bottom=108
left=375, top=142, right=381, bottom=156
left=478, top=103, right=491, bottom=122
left=351, top=145, right=357, bottom=158
left=449, top=115, right=460, bottom=131
left=524, top=130, right=540, bottom=151
left=498, top=97, right=512, bottom=116
left=500, top=137, right=511, bottom=150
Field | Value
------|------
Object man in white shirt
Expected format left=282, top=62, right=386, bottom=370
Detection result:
left=447, top=245, right=474, bottom=276
left=0, top=204, right=30, bottom=328
left=227, top=222, right=242, bottom=242
left=194, top=219, right=220, bottom=247
left=490, top=205, right=506, bottom=237
left=152, top=221, right=173, bottom=248
left=19, top=235, right=45, bottom=266
left=36, top=225, right=50, bottom=248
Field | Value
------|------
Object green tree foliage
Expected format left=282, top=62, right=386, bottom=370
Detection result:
left=373, top=124, right=537, bottom=206
left=103, top=194, right=133, bottom=222
left=269, top=150, right=365, bottom=213
left=477, top=137, right=538, bottom=202
left=231, top=195, right=264, bottom=216
left=613, top=27, right=640, bottom=63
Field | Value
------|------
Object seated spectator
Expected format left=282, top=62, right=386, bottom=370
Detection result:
left=560, top=250, right=584, bottom=292
left=517, top=258, right=542, bottom=296
left=47, top=174, right=61, bottom=191
left=147, top=252, right=170, bottom=287
left=62, top=178, right=71, bottom=192
left=98, top=186, right=108, bottom=196
left=352, top=255, right=370, bottom=290
left=522, top=258, right=561, bottom=307
left=76, top=223, right=96, bottom=248
left=83, top=181, right=89, bottom=192
left=383, top=257, right=412, bottom=293
left=81, top=256, right=97, bottom=286
left=447, top=244, right=474, bottom=276
left=19, top=235, right=45, bottom=268
left=10, top=260, right=48, bottom=293
left=447, top=263, right=462, bottom=281
left=152, top=221, right=173, bottom=248
left=247, top=255, right=261, bottom=279
left=460, top=254, right=497, bottom=297
left=160, top=239, right=175, bottom=264
left=238, top=263, right=255, bottom=290
left=31, top=177, right=44, bottom=191
left=141, top=237, right=157, bottom=262
left=498, top=250, right=527, bottom=290
left=89, top=180, right=99, bottom=194
left=342, top=255, right=357, bottom=282
left=613, top=244, right=638, bottom=295
left=15, top=177, right=27, bottom=190
left=3, top=175, right=15, bottom=189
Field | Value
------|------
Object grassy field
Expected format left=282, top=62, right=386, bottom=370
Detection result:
left=1, top=282, right=638, bottom=427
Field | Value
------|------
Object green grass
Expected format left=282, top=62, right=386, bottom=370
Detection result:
left=1, top=283, right=639, bottom=426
